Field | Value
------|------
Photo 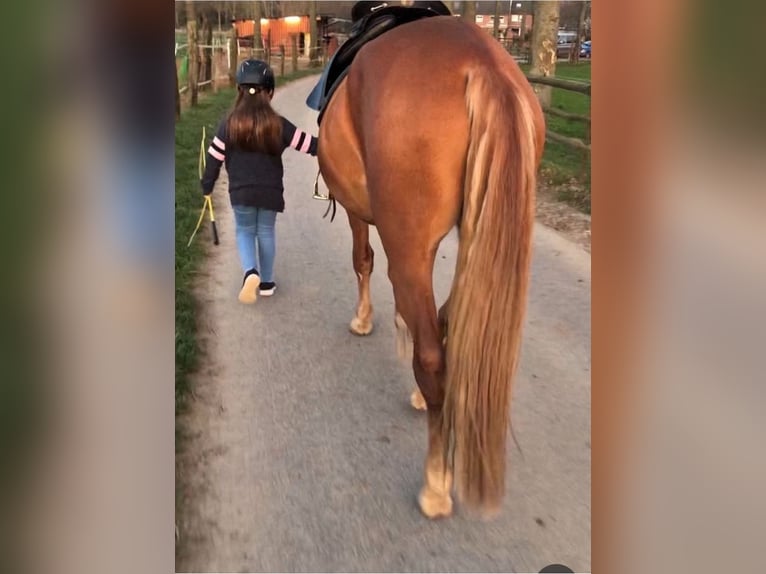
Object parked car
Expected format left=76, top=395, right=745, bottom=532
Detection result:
left=556, top=31, right=577, bottom=58
left=580, top=40, right=591, bottom=58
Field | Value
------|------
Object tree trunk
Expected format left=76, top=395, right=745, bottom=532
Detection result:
left=309, top=1, right=319, bottom=67
left=493, top=1, right=501, bottom=38
left=228, top=26, right=238, bottom=86
left=291, top=34, right=298, bottom=73
left=461, top=1, right=476, bottom=24
left=530, top=0, right=559, bottom=108
left=201, top=11, right=213, bottom=85
left=520, top=13, right=527, bottom=42
left=175, top=58, right=181, bottom=120
left=572, top=0, right=588, bottom=64
left=253, top=1, right=264, bottom=59
left=186, top=2, right=199, bottom=106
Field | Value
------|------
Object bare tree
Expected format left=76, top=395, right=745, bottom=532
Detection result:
left=264, top=1, right=281, bottom=18
left=309, top=1, right=319, bottom=66
left=316, top=1, right=356, bottom=20
left=571, top=0, right=589, bottom=63
left=461, top=1, right=476, bottom=23
left=228, top=24, right=238, bottom=86
left=253, top=1, right=264, bottom=59
left=175, top=58, right=181, bottom=119
left=558, top=0, right=584, bottom=31
left=216, top=2, right=226, bottom=31
left=513, top=1, right=532, bottom=42
left=529, top=0, right=559, bottom=108
left=186, top=1, right=199, bottom=106
left=201, top=8, right=214, bottom=85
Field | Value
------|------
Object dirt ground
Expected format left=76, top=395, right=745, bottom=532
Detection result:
left=535, top=183, right=591, bottom=252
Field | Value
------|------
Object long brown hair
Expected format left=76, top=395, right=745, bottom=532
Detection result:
left=226, top=86, right=283, bottom=155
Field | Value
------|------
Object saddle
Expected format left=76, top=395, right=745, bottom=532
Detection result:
left=316, top=5, right=448, bottom=125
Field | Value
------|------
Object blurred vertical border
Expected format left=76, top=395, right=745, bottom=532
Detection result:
left=1, top=0, right=176, bottom=572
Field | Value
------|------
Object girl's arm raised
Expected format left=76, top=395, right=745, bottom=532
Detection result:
left=282, top=118, right=318, bottom=157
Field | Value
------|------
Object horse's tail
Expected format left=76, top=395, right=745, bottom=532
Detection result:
left=442, top=65, right=540, bottom=513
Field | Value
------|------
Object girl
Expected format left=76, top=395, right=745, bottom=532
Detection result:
left=201, top=59, right=318, bottom=304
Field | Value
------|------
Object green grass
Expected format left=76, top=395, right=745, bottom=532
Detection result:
left=176, top=56, right=188, bottom=86
left=175, top=92, right=233, bottom=415
left=521, top=62, right=591, bottom=213
left=175, top=71, right=320, bottom=416
left=174, top=84, right=234, bottom=547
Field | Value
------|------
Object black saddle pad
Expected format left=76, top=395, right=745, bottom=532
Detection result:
left=317, top=5, right=448, bottom=124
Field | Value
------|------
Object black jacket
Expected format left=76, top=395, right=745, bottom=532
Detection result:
left=201, top=116, right=318, bottom=212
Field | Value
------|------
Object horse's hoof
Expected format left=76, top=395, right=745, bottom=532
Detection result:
left=410, top=389, right=427, bottom=411
left=418, top=486, right=453, bottom=519
left=349, top=316, right=373, bottom=336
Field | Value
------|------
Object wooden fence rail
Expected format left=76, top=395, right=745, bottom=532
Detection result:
left=546, top=130, right=591, bottom=152
left=524, top=75, right=591, bottom=154
left=545, top=107, right=591, bottom=124
left=526, top=75, right=591, bottom=96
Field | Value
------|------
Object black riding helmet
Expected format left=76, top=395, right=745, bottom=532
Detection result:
left=236, top=59, right=275, bottom=92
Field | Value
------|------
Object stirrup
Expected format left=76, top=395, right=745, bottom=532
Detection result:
left=312, top=170, right=330, bottom=200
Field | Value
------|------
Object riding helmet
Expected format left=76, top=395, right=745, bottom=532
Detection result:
left=236, top=59, right=275, bottom=92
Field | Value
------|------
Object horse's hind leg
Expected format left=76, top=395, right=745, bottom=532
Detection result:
left=387, top=256, right=453, bottom=518
left=393, top=310, right=426, bottom=410
left=408, top=298, right=450, bottom=411
left=347, top=212, right=374, bottom=336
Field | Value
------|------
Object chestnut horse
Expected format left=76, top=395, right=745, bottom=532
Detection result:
left=318, top=15, right=545, bottom=518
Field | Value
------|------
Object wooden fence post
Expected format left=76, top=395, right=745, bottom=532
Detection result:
left=291, top=35, right=298, bottom=73
left=187, top=19, right=199, bottom=106
left=201, top=13, right=213, bottom=88
left=228, top=27, right=237, bottom=86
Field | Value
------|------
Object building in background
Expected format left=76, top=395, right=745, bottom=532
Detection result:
left=234, top=16, right=312, bottom=55
left=474, top=9, right=533, bottom=39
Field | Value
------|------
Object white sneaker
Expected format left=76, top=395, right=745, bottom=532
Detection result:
left=238, top=271, right=260, bottom=304
left=259, top=282, right=276, bottom=297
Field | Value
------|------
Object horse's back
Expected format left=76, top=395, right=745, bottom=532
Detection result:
left=351, top=15, right=529, bottom=111
left=318, top=15, right=541, bottom=230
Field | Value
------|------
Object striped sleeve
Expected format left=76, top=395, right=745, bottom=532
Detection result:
left=282, top=117, right=318, bottom=157
left=208, top=133, right=226, bottom=162
left=201, top=121, right=227, bottom=194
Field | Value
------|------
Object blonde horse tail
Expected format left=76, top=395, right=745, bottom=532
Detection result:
left=441, top=65, right=540, bottom=513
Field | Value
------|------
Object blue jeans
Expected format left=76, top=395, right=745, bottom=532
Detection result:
left=232, top=206, right=277, bottom=282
